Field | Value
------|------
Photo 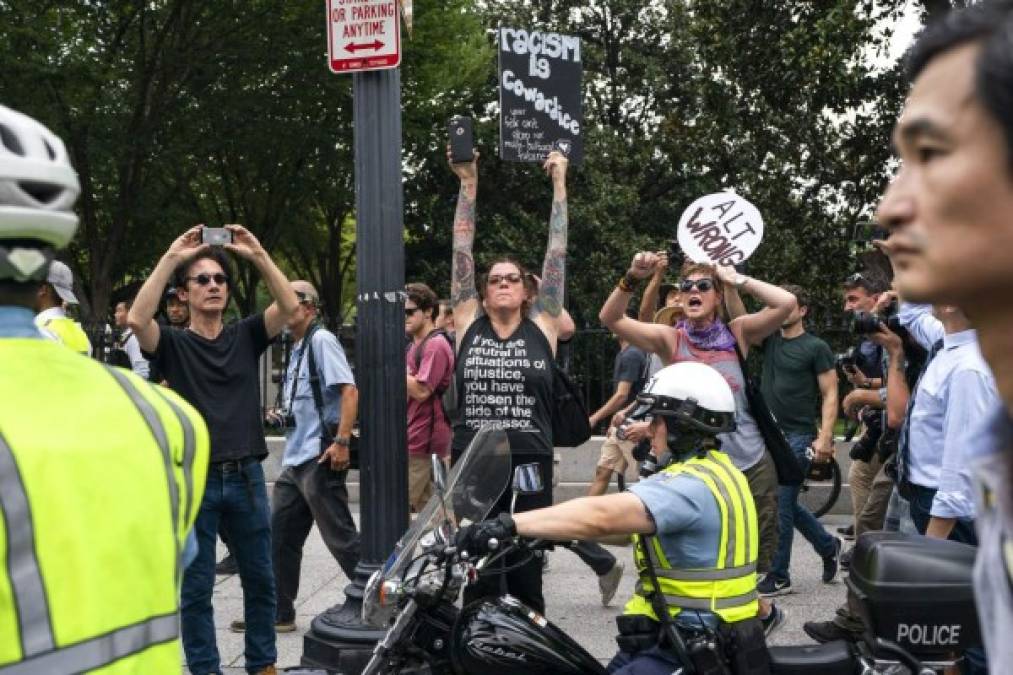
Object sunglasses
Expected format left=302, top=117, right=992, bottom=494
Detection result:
left=679, top=278, right=715, bottom=293
left=845, top=273, right=867, bottom=284
left=487, top=272, right=523, bottom=285
left=295, top=290, right=317, bottom=306
left=405, top=306, right=422, bottom=317
left=186, top=273, right=229, bottom=286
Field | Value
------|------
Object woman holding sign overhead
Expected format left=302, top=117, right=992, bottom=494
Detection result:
left=446, top=147, right=570, bottom=614
left=600, top=252, right=797, bottom=635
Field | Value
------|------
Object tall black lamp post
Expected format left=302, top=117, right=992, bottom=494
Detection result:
left=301, top=66, right=409, bottom=675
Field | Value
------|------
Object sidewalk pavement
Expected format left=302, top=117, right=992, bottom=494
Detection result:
left=187, top=509, right=853, bottom=673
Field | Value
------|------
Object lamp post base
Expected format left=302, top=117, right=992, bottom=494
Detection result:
left=300, top=570, right=385, bottom=674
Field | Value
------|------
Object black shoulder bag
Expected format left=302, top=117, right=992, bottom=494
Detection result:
left=530, top=322, right=591, bottom=447
left=732, top=342, right=804, bottom=486
left=304, top=325, right=359, bottom=469
left=551, top=362, right=592, bottom=447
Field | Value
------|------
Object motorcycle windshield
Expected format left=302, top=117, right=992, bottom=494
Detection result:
left=382, top=427, right=510, bottom=580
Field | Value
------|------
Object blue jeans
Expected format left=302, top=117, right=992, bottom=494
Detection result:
left=769, top=433, right=836, bottom=583
left=182, top=460, right=276, bottom=674
left=607, top=645, right=684, bottom=674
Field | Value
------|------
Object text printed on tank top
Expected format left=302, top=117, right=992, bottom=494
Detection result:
left=461, top=333, right=548, bottom=432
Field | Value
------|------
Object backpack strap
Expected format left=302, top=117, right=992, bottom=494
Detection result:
left=303, top=324, right=333, bottom=444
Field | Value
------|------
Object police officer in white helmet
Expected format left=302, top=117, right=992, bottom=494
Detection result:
left=457, top=362, right=768, bottom=674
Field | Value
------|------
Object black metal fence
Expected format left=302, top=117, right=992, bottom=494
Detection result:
left=83, top=321, right=854, bottom=426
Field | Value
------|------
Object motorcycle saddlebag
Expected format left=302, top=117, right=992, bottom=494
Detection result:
left=846, top=532, right=980, bottom=660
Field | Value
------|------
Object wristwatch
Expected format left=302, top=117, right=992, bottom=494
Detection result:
left=334, top=436, right=351, bottom=447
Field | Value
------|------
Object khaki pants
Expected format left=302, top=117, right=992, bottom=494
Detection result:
left=408, top=455, right=448, bottom=513
left=743, top=452, right=779, bottom=575
left=596, top=428, right=640, bottom=484
left=849, top=455, right=891, bottom=536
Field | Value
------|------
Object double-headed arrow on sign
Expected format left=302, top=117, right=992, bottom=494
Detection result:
left=346, top=40, right=384, bottom=53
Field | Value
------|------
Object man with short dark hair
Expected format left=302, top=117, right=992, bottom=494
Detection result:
left=128, top=224, right=299, bottom=675
left=435, top=298, right=455, bottom=342
left=236, top=280, right=361, bottom=634
left=758, top=285, right=842, bottom=597
left=112, top=298, right=149, bottom=378
left=838, top=272, right=889, bottom=542
left=405, top=282, right=454, bottom=511
left=164, top=286, right=190, bottom=326
left=873, top=2, right=1013, bottom=666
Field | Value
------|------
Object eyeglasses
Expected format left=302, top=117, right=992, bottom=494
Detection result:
left=186, top=273, right=229, bottom=286
left=679, top=278, right=715, bottom=293
left=487, top=273, right=523, bottom=285
left=404, top=306, right=422, bottom=317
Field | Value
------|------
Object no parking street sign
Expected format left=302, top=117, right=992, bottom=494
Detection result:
left=326, top=0, right=401, bottom=73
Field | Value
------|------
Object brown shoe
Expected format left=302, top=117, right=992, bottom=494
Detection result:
left=254, top=666, right=277, bottom=675
left=229, top=618, right=296, bottom=633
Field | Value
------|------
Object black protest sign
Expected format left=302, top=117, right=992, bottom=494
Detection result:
left=498, top=27, right=583, bottom=164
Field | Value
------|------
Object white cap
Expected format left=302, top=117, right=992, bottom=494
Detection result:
left=46, top=260, right=78, bottom=304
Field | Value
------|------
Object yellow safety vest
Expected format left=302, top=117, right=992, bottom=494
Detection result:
left=39, top=316, right=91, bottom=356
left=623, top=449, right=759, bottom=624
left=0, top=339, right=209, bottom=674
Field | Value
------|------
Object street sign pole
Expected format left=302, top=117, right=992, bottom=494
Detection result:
left=300, top=65, right=408, bottom=675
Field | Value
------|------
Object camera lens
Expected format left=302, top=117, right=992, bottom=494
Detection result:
left=851, top=311, right=882, bottom=334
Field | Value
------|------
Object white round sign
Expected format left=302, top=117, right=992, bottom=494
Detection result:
left=676, top=192, right=764, bottom=267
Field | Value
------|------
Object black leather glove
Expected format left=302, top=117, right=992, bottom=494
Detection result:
left=455, top=513, right=516, bottom=557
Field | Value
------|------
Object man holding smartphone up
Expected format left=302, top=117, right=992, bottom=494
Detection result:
left=128, top=224, right=299, bottom=675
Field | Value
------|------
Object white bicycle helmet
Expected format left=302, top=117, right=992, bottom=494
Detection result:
left=0, top=104, right=79, bottom=281
left=631, top=361, right=736, bottom=436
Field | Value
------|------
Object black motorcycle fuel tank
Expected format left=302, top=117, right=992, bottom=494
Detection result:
left=451, top=595, right=607, bottom=674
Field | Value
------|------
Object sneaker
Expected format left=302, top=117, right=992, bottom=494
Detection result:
left=215, top=553, right=238, bottom=575
left=598, top=561, right=624, bottom=606
left=822, top=536, right=843, bottom=583
left=761, top=604, right=786, bottom=638
left=757, top=575, right=792, bottom=597
left=230, top=618, right=297, bottom=633
left=837, top=524, right=855, bottom=540
left=803, top=620, right=861, bottom=644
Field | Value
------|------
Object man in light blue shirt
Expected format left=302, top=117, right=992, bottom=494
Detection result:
left=234, top=280, right=361, bottom=633
left=873, top=3, right=1013, bottom=668
left=895, top=302, right=998, bottom=540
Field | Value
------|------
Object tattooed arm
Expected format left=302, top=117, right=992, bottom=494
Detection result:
left=532, top=151, right=569, bottom=347
left=449, top=148, right=480, bottom=345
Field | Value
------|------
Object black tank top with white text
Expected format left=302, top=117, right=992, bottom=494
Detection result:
left=452, top=315, right=553, bottom=456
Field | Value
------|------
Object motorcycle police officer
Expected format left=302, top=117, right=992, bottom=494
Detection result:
left=457, top=361, right=768, bottom=674
left=0, top=104, right=210, bottom=673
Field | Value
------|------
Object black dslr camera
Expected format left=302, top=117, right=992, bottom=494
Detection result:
left=851, top=297, right=908, bottom=340
left=836, top=348, right=857, bottom=375
left=850, top=408, right=883, bottom=462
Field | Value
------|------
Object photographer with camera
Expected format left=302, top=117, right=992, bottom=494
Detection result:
left=240, top=281, right=361, bottom=636
left=837, top=272, right=890, bottom=542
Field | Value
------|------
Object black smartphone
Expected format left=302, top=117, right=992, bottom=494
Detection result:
left=667, top=239, right=684, bottom=268
left=202, top=227, right=233, bottom=246
left=448, top=116, right=474, bottom=164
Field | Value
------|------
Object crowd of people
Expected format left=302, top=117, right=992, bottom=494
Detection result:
left=3, top=1, right=1013, bottom=673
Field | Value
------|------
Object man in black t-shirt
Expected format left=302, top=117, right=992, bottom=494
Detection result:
left=129, top=224, right=299, bottom=675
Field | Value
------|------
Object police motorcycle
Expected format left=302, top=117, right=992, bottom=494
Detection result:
left=359, top=427, right=980, bottom=675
